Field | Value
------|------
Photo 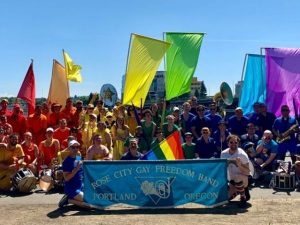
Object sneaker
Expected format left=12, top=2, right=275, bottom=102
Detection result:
left=245, top=187, right=251, bottom=201
left=58, top=194, right=69, bottom=208
left=238, top=198, right=247, bottom=208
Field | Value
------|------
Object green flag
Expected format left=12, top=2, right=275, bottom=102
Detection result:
left=165, top=33, right=204, bottom=100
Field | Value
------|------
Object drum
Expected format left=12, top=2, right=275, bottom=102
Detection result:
left=272, top=172, right=295, bottom=191
left=53, top=167, right=64, bottom=188
left=12, top=168, right=37, bottom=193
left=39, top=169, right=54, bottom=192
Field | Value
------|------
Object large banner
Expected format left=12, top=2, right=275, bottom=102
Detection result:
left=83, top=160, right=228, bottom=208
left=239, top=54, right=266, bottom=115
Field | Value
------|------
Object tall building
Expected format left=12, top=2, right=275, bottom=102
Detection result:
left=234, top=81, right=243, bottom=98
left=190, top=77, right=202, bottom=97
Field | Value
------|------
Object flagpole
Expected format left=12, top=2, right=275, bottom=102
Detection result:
left=122, top=34, right=133, bottom=104
left=240, top=54, right=248, bottom=82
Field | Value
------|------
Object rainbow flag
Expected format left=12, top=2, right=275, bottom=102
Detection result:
left=142, top=131, right=184, bottom=160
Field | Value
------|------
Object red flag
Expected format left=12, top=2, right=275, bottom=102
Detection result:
left=17, top=62, right=36, bottom=115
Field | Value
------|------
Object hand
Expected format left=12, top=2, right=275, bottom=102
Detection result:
left=8, top=163, right=17, bottom=170
left=75, top=161, right=82, bottom=170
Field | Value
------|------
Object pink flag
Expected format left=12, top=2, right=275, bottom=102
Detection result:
left=17, top=62, right=36, bottom=115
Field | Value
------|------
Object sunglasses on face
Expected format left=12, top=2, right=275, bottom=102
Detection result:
left=229, top=141, right=238, bottom=144
left=70, top=146, right=80, bottom=150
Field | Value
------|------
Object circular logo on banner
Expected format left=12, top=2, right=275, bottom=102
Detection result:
left=100, top=84, right=118, bottom=107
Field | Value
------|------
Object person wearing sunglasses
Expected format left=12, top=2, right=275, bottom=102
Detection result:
left=221, top=135, right=251, bottom=208
left=59, top=140, right=84, bottom=208
left=272, top=105, right=298, bottom=162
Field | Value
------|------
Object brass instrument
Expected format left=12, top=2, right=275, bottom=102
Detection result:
left=213, top=82, right=233, bottom=117
left=276, top=124, right=299, bottom=144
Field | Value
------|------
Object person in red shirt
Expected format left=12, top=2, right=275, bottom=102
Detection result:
left=8, top=104, right=27, bottom=141
left=0, top=115, right=13, bottom=136
left=0, top=99, right=12, bottom=117
left=48, top=103, right=63, bottom=129
left=60, top=98, right=76, bottom=127
left=53, top=119, right=70, bottom=149
left=27, top=105, right=48, bottom=145
left=69, top=100, right=85, bottom=129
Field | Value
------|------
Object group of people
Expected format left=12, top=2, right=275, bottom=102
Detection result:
left=0, top=96, right=300, bottom=208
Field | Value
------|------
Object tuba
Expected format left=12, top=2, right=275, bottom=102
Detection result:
left=213, top=82, right=233, bottom=117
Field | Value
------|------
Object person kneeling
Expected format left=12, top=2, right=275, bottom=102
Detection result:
left=59, top=140, right=85, bottom=208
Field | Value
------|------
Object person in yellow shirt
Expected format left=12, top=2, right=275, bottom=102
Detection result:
left=0, top=134, right=25, bottom=191
left=93, top=121, right=112, bottom=151
left=86, top=134, right=112, bottom=160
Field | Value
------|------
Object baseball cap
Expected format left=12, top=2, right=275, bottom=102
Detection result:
left=68, top=140, right=80, bottom=148
left=46, top=127, right=54, bottom=133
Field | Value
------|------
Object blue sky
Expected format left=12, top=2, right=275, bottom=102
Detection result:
left=0, top=0, right=299, bottom=98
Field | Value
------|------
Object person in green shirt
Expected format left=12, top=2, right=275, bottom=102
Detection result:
left=182, top=132, right=196, bottom=159
left=162, top=115, right=180, bottom=138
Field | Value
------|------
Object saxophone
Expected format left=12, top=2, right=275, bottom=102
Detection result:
left=276, top=124, right=299, bottom=144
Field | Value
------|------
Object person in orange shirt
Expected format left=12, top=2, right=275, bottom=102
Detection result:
left=0, top=115, right=13, bottom=136
left=0, top=99, right=12, bottom=117
left=27, top=105, right=48, bottom=145
left=60, top=98, right=76, bottom=127
left=7, top=104, right=27, bottom=141
left=39, top=128, right=60, bottom=168
left=41, top=102, right=51, bottom=122
left=21, top=132, right=39, bottom=175
left=48, top=103, right=62, bottom=129
left=54, top=119, right=70, bottom=148
left=69, top=100, right=85, bottom=129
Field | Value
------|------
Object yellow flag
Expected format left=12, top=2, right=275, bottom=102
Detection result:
left=122, top=34, right=170, bottom=107
left=63, top=50, right=82, bottom=82
left=47, top=59, right=70, bottom=107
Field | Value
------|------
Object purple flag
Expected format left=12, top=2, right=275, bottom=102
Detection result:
left=265, top=48, right=300, bottom=117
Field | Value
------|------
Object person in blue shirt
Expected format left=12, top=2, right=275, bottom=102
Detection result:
left=272, top=105, right=298, bottom=162
left=255, top=130, right=278, bottom=171
left=207, top=102, right=222, bottom=133
left=195, top=127, right=219, bottom=158
left=191, top=105, right=212, bottom=139
left=59, top=140, right=84, bottom=208
left=179, top=102, right=195, bottom=138
left=228, top=107, right=249, bottom=137
left=121, top=138, right=144, bottom=160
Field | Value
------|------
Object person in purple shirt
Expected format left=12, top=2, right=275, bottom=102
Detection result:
left=228, top=107, right=250, bottom=137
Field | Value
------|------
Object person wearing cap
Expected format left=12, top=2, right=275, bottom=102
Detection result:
left=0, top=134, right=25, bottom=191
left=48, top=103, right=62, bottom=129
left=111, top=116, right=130, bottom=160
left=0, top=99, right=11, bottom=117
left=38, top=127, right=60, bottom=168
left=212, top=120, right=230, bottom=152
left=27, top=105, right=48, bottom=145
left=59, top=98, right=76, bottom=127
left=86, top=134, right=112, bottom=160
left=121, top=138, right=144, bottom=160
left=7, top=104, right=27, bottom=140
left=182, top=132, right=196, bottom=159
left=172, top=106, right=180, bottom=126
left=228, top=107, right=250, bottom=137
left=59, top=140, right=84, bottom=208
left=255, top=130, right=278, bottom=171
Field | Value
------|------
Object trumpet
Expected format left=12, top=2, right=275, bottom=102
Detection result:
left=276, top=124, right=299, bottom=144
